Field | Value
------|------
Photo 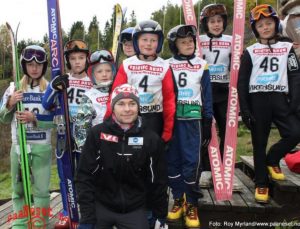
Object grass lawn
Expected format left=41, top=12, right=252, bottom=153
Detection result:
left=0, top=124, right=280, bottom=200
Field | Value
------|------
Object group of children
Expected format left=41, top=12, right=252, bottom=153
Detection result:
left=1, top=2, right=300, bottom=229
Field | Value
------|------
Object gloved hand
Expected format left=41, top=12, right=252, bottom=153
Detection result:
left=241, top=111, right=256, bottom=130
left=202, top=118, right=212, bottom=148
left=77, top=224, right=95, bottom=229
left=51, top=74, right=69, bottom=91
left=154, top=218, right=168, bottom=229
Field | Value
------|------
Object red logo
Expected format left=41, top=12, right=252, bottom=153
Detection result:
left=96, top=96, right=109, bottom=103
left=100, top=133, right=118, bottom=142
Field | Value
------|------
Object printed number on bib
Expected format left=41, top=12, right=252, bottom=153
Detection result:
left=178, top=72, right=187, bottom=87
left=24, top=107, right=40, bottom=114
left=68, top=88, right=85, bottom=104
left=260, top=57, right=279, bottom=72
left=213, top=50, right=220, bottom=64
left=139, top=75, right=148, bottom=92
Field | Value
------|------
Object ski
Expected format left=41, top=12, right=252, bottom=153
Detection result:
left=182, top=0, right=246, bottom=200
left=46, top=0, right=79, bottom=227
left=111, top=3, right=123, bottom=63
left=6, top=22, right=33, bottom=228
left=181, top=0, right=202, bottom=57
left=222, top=0, right=246, bottom=199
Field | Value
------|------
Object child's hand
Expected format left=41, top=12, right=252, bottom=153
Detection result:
left=16, top=111, right=36, bottom=124
left=7, top=90, right=23, bottom=109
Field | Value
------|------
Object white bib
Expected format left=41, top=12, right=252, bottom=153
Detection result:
left=85, top=88, right=109, bottom=126
left=67, top=74, right=93, bottom=120
left=247, top=42, right=292, bottom=93
left=169, top=57, right=207, bottom=106
left=200, top=34, right=232, bottom=83
left=123, top=56, right=170, bottom=113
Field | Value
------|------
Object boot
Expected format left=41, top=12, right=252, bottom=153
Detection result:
left=184, top=203, right=200, bottom=228
left=167, top=197, right=185, bottom=221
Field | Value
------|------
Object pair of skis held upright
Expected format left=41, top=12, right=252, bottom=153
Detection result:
left=47, top=0, right=125, bottom=228
left=181, top=0, right=246, bottom=201
left=6, top=22, right=33, bottom=228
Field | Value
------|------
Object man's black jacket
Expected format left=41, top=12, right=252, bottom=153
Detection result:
left=75, top=117, right=168, bottom=224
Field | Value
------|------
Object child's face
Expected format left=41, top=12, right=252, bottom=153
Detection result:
left=255, top=17, right=276, bottom=39
left=26, top=61, right=43, bottom=79
left=122, top=40, right=135, bottom=57
left=93, top=63, right=113, bottom=84
left=207, top=15, right=224, bottom=36
left=175, top=36, right=195, bottom=56
left=68, top=52, right=87, bottom=74
left=138, top=33, right=158, bottom=57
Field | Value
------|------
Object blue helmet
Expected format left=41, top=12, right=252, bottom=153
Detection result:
left=119, top=27, right=134, bottom=43
left=132, top=20, right=164, bottom=55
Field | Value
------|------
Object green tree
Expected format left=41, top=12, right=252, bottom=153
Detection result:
left=69, top=21, right=85, bottom=40
left=87, top=16, right=103, bottom=52
left=0, top=25, right=12, bottom=79
left=128, top=10, right=137, bottom=27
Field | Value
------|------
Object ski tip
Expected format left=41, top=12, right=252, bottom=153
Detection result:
left=6, top=22, right=12, bottom=30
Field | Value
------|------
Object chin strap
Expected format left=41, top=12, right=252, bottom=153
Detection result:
left=174, top=54, right=196, bottom=67
left=259, top=34, right=279, bottom=53
left=207, top=32, right=223, bottom=52
left=137, top=53, right=157, bottom=61
left=27, top=75, right=42, bottom=89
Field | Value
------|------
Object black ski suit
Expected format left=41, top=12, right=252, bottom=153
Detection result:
left=238, top=40, right=300, bottom=187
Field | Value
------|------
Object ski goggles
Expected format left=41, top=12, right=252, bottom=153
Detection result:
left=64, top=40, right=88, bottom=52
left=250, top=4, right=276, bottom=21
left=89, top=50, right=114, bottom=65
left=177, top=25, right=197, bottom=38
left=202, top=4, right=227, bottom=18
left=22, top=48, right=47, bottom=63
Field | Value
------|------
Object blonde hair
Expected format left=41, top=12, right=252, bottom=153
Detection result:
left=20, top=75, right=48, bottom=92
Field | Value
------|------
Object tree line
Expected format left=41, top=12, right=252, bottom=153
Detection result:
left=0, top=0, right=278, bottom=80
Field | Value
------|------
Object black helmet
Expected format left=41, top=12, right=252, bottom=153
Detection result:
left=64, top=39, right=89, bottom=70
left=20, top=45, right=48, bottom=77
left=200, top=4, right=228, bottom=34
left=132, top=20, right=164, bottom=55
left=167, top=25, right=197, bottom=55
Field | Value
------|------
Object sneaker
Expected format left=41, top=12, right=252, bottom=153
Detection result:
left=54, top=216, right=70, bottom=229
left=167, top=198, right=185, bottom=221
left=255, top=187, right=269, bottom=203
left=184, top=203, right=200, bottom=228
left=267, top=166, right=285, bottom=180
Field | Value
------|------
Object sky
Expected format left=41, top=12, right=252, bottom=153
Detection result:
left=0, top=0, right=183, bottom=41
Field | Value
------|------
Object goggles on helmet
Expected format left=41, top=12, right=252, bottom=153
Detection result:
left=250, top=4, right=277, bottom=21
left=64, top=40, right=88, bottom=52
left=177, top=26, right=197, bottom=38
left=22, top=48, right=47, bottom=63
left=90, top=50, right=114, bottom=65
left=202, top=4, right=227, bottom=18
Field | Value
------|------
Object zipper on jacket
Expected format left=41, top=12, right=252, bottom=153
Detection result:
left=119, top=134, right=126, bottom=213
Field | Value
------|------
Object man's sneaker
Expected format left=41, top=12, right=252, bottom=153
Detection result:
left=54, top=216, right=70, bottom=229
left=167, top=198, right=184, bottom=221
left=255, top=187, right=269, bottom=203
left=184, top=203, right=200, bottom=228
left=267, top=166, right=285, bottom=180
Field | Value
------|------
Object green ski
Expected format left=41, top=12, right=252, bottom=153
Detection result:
left=6, top=22, right=32, bottom=228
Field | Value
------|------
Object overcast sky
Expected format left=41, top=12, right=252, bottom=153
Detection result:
left=0, top=0, right=183, bottom=41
